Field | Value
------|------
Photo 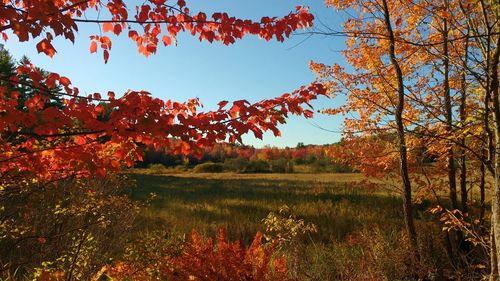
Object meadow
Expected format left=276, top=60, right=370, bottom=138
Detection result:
left=130, top=172, right=401, bottom=241
left=126, top=171, right=451, bottom=280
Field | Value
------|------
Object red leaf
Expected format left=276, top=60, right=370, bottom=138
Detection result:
left=103, top=22, right=113, bottom=32
left=103, top=49, right=109, bottom=63
left=74, top=136, right=86, bottom=145
left=96, top=167, right=106, bottom=177
left=36, top=39, right=56, bottom=57
left=218, top=100, right=229, bottom=109
left=113, top=24, right=122, bottom=35
left=162, top=35, right=172, bottom=46
left=90, top=41, right=97, bottom=53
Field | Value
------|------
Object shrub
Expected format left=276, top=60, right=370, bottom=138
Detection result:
left=170, top=228, right=290, bottom=281
left=223, top=157, right=249, bottom=172
left=269, top=158, right=294, bottom=173
left=0, top=175, right=141, bottom=280
left=330, top=162, right=354, bottom=173
left=193, top=162, right=225, bottom=173
left=243, top=160, right=270, bottom=173
left=310, top=159, right=331, bottom=172
left=102, top=228, right=290, bottom=281
left=100, top=230, right=185, bottom=280
left=147, top=163, right=168, bottom=174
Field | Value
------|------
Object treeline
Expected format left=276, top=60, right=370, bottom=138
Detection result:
left=139, top=142, right=354, bottom=173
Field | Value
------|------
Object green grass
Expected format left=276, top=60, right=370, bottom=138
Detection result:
left=129, top=172, right=405, bottom=244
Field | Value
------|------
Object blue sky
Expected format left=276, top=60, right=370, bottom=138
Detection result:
left=5, top=0, right=347, bottom=148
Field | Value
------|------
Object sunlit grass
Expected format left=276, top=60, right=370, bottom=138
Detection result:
left=129, top=172, right=404, bottom=244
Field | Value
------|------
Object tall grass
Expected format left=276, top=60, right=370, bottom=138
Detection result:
left=129, top=172, right=477, bottom=280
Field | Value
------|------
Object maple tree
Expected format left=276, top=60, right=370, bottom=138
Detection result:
left=0, top=0, right=326, bottom=185
left=0, top=62, right=325, bottom=185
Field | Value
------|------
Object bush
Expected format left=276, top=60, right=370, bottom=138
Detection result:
left=193, top=162, right=225, bottom=173
left=103, top=228, right=290, bottom=281
left=147, top=163, right=168, bottom=174
left=310, top=159, right=330, bottom=172
left=269, top=158, right=294, bottom=173
left=170, top=228, right=290, bottom=281
left=242, top=160, right=270, bottom=173
left=0, top=175, right=142, bottom=280
left=330, top=162, right=354, bottom=173
left=223, top=157, right=249, bottom=172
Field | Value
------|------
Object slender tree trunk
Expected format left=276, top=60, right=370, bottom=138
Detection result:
left=459, top=31, right=469, bottom=214
left=491, top=226, right=499, bottom=281
left=381, top=0, right=419, bottom=261
left=442, top=8, right=459, bottom=213
left=480, top=158, right=486, bottom=225
left=490, top=34, right=500, bottom=279
left=441, top=4, right=467, bottom=264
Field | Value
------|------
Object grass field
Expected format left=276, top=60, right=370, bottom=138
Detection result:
left=129, top=172, right=405, bottom=244
left=119, top=171, right=467, bottom=279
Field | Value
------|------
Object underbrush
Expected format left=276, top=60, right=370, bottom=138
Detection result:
left=0, top=175, right=144, bottom=280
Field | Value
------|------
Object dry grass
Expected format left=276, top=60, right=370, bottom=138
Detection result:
left=128, top=171, right=403, bottom=243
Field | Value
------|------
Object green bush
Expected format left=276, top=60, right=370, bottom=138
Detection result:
left=310, top=159, right=331, bottom=172
left=242, top=160, right=270, bottom=173
left=330, top=162, right=354, bottom=173
left=0, top=175, right=141, bottom=280
left=223, top=157, right=249, bottom=172
left=269, top=158, right=294, bottom=173
left=147, top=163, right=167, bottom=174
left=193, top=162, right=225, bottom=173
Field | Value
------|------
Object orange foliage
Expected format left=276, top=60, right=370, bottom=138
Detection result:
left=103, top=228, right=291, bottom=281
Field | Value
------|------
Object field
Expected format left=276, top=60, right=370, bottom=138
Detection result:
left=126, top=171, right=449, bottom=279
left=129, top=171, right=405, bottom=245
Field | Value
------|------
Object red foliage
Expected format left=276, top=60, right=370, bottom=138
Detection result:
left=102, top=228, right=291, bottom=281
left=1, top=0, right=314, bottom=61
left=170, top=228, right=290, bottom=280
left=0, top=62, right=326, bottom=184
left=0, top=0, right=326, bottom=185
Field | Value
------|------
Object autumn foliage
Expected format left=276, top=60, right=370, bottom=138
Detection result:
left=1, top=0, right=314, bottom=60
left=1, top=61, right=325, bottom=185
left=0, top=0, right=327, bottom=186
left=103, top=228, right=290, bottom=281
left=311, top=0, right=499, bottom=278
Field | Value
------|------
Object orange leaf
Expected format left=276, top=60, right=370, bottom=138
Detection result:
left=90, top=41, right=97, bottom=53
left=36, top=39, right=56, bottom=57
left=59, top=76, right=71, bottom=87
left=162, top=35, right=172, bottom=46
left=74, top=136, right=86, bottom=145
left=103, top=22, right=113, bottom=32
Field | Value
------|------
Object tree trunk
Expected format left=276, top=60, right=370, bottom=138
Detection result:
left=442, top=7, right=459, bottom=213
left=480, top=158, right=486, bottom=225
left=459, top=30, right=469, bottom=214
left=490, top=34, right=500, bottom=279
left=381, top=0, right=419, bottom=261
left=491, top=226, right=499, bottom=281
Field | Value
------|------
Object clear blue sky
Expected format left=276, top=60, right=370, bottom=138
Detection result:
left=5, top=0, right=347, bottom=148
